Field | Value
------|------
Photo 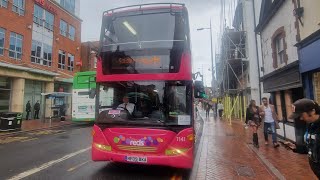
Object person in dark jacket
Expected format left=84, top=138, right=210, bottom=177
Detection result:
left=246, top=100, right=262, bottom=148
left=25, top=101, right=31, bottom=120
left=34, top=101, right=40, bottom=119
left=206, top=102, right=212, bottom=119
left=288, top=99, right=320, bottom=178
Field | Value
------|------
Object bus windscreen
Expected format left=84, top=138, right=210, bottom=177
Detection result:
left=100, top=11, right=189, bottom=74
left=97, top=80, right=192, bottom=126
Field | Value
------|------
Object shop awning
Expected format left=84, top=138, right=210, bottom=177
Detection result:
left=0, top=62, right=60, bottom=76
left=41, top=92, right=72, bottom=97
left=55, top=77, right=73, bottom=83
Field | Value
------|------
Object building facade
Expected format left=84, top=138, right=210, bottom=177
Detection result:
left=80, top=41, right=99, bottom=72
left=296, top=0, right=320, bottom=102
left=256, top=0, right=304, bottom=142
left=0, top=0, right=81, bottom=118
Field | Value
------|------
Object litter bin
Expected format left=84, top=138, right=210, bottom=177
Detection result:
left=0, top=112, right=22, bottom=131
left=15, top=113, right=22, bottom=130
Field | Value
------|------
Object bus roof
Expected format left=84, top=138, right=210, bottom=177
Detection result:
left=74, top=71, right=96, bottom=76
left=73, top=71, right=96, bottom=89
left=104, top=3, right=185, bottom=16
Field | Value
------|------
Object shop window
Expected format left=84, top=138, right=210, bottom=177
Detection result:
left=58, top=50, right=66, bottom=69
left=60, top=20, right=67, bottom=37
left=67, top=53, right=74, bottom=71
left=0, top=77, right=11, bottom=113
left=313, top=72, right=320, bottom=103
left=9, top=32, right=23, bottom=60
left=0, top=0, right=8, bottom=8
left=275, top=92, right=283, bottom=120
left=0, top=28, right=5, bottom=55
left=285, top=90, right=293, bottom=122
left=68, top=25, right=75, bottom=41
left=12, top=0, right=25, bottom=16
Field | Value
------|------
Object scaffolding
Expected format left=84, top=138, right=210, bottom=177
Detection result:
left=216, top=28, right=250, bottom=124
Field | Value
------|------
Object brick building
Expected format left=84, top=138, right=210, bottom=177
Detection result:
left=0, top=0, right=81, bottom=118
left=80, top=41, right=99, bottom=72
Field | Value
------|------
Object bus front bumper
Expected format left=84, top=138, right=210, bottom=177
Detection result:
left=92, top=143, right=194, bottom=169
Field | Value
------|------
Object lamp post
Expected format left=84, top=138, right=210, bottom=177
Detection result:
left=197, top=19, right=215, bottom=94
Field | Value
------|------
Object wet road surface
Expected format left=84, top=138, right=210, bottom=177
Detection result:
left=0, top=122, right=199, bottom=180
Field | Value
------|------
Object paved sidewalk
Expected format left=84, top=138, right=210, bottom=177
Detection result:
left=191, top=109, right=317, bottom=180
left=0, top=117, right=72, bottom=136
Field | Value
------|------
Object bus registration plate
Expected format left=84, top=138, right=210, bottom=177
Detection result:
left=125, top=156, right=147, bottom=163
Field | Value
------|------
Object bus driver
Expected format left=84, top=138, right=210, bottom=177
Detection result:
left=118, top=96, right=135, bottom=115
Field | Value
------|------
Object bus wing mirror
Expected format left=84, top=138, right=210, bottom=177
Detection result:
left=89, top=88, right=96, bottom=99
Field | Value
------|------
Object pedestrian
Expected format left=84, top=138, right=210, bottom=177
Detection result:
left=60, top=103, right=66, bottom=121
left=34, top=100, right=40, bottom=119
left=288, top=98, right=320, bottom=178
left=217, top=101, right=224, bottom=118
left=206, top=102, right=212, bottom=119
left=25, top=100, right=31, bottom=120
left=195, top=103, right=199, bottom=119
left=260, top=97, right=280, bottom=148
left=245, top=100, right=262, bottom=148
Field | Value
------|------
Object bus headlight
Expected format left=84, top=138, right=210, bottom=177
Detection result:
left=165, top=148, right=188, bottom=156
left=94, top=143, right=112, bottom=151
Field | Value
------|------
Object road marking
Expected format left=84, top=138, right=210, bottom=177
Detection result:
left=54, top=132, right=67, bottom=136
left=20, top=137, right=38, bottom=143
left=67, top=160, right=90, bottom=172
left=0, top=137, right=29, bottom=144
left=7, top=146, right=91, bottom=180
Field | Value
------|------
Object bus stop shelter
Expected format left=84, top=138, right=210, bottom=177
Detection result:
left=41, top=92, right=72, bottom=120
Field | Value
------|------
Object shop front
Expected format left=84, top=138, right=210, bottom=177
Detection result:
left=0, top=77, right=12, bottom=113
left=298, top=30, right=320, bottom=100
left=260, top=61, right=304, bottom=142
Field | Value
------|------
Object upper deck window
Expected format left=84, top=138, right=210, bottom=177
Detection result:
left=101, top=10, right=189, bottom=75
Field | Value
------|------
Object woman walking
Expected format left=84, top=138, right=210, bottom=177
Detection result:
left=246, top=100, right=262, bottom=148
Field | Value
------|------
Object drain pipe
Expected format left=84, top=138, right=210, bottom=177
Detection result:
left=252, top=0, right=262, bottom=103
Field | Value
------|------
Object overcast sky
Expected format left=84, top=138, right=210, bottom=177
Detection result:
left=80, top=0, right=236, bottom=87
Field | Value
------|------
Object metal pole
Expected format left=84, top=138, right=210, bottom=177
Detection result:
left=210, top=19, right=214, bottom=92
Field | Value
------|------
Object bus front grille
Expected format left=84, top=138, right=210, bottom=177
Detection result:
left=117, top=145, right=157, bottom=153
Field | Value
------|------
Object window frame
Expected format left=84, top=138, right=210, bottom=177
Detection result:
left=60, top=20, right=68, bottom=37
left=67, top=53, right=74, bottom=71
left=0, top=0, right=8, bottom=8
left=58, top=50, right=66, bottom=69
left=68, top=25, right=75, bottom=41
left=31, top=40, right=52, bottom=67
left=44, top=11, right=54, bottom=31
left=12, top=0, right=25, bottom=16
left=276, top=36, right=285, bottom=66
left=60, top=0, right=75, bottom=14
left=9, top=32, right=23, bottom=60
left=0, top=28, right=5, bottom=56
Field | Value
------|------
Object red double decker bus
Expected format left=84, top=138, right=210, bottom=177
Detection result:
left=91, top=3, right=194, bottom=169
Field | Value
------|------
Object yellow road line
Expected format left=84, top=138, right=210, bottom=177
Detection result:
left=20, top=138, right=38, bottom=143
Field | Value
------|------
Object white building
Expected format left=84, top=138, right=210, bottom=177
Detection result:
left=256, top=0, right=304, bottom=142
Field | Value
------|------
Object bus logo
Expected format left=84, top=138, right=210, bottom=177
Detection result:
left=114, top=135, right=164, bottom=147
